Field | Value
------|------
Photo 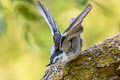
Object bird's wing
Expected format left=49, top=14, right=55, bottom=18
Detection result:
left=36, top=1, right=60, bottom=36
left=62, top=4, right=92, bottom=42
left=36, top=1, right=62, bottom=50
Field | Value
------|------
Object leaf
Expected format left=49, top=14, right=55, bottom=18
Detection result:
left=0, top=19, right=6, bottom=35
left=11, top=0, right=33, bottom=4
left=0, top=0, right=2, bottom=9
left=24, top=25, right=47, bottom=48
left=92, top=0, right=113, bottom=17
left=33, top=35, right=46, bottom=48
left=24, top=25, right=30, bottom=43
left=98, top=5, right=113, bottom=17
left=76, top=0, right=88, bottom=8
left=16, top=4, right=40, bottom=20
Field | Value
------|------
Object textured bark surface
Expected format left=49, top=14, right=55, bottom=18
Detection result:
left=41, top=33, right=120, bottom=80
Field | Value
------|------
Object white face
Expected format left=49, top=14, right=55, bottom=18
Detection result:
left=52, top=52, right=69, bottom=64
left=49, top=45, right=63, bottom=64
left=52, top=55, right=61, bottom=63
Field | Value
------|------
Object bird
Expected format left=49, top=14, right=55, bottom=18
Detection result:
left=36, top=1, right=92, bottom=66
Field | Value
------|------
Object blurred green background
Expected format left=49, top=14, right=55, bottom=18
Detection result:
left=0, top=0, right=120, bottom=80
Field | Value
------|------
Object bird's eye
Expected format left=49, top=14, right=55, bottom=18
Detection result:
left=53, top=58, right=59, bottom=63
left=56, top=58, right=59, bottom=61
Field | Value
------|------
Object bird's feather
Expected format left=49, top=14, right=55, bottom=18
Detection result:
left=36, top=1, right=60, bottom=36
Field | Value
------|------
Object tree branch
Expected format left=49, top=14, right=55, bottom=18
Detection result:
left=41, top=33, right=120, bottom=80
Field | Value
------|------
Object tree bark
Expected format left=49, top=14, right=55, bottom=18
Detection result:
left=41, top=33, right=120, bottom=80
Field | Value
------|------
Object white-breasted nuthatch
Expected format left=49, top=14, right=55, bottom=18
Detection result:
left=36, top=1, right=92, bottom=66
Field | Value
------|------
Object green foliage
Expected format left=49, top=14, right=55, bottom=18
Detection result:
left=0, top=0, right=2, bottom=9
left=0, top=1, right=6, bottom=35
left=0, top=19, right=6, bottom=35
left=76, top=0, right=88, bottom=8
left=11, top=0, right=34, bottom=4
left=16, top=4, right=40, bottom=20
left=98, top=6, right=113, bottom=17
left=24, top=25, right=30, bottom=43
left=92, top=1, right=113, bottom=17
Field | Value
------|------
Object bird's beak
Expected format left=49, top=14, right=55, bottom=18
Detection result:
left=46, top=63, right=55, bottom=67
left=46, top=63, right=51, bottom=66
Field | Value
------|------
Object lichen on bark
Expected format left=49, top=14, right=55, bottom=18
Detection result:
left=41, top=33, right=120, bottom=80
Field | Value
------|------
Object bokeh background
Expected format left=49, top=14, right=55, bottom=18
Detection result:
left=0, top=0, right=120, bottom=80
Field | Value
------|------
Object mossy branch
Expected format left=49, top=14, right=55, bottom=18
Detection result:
left=41, top=33, right=120, bottom=80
